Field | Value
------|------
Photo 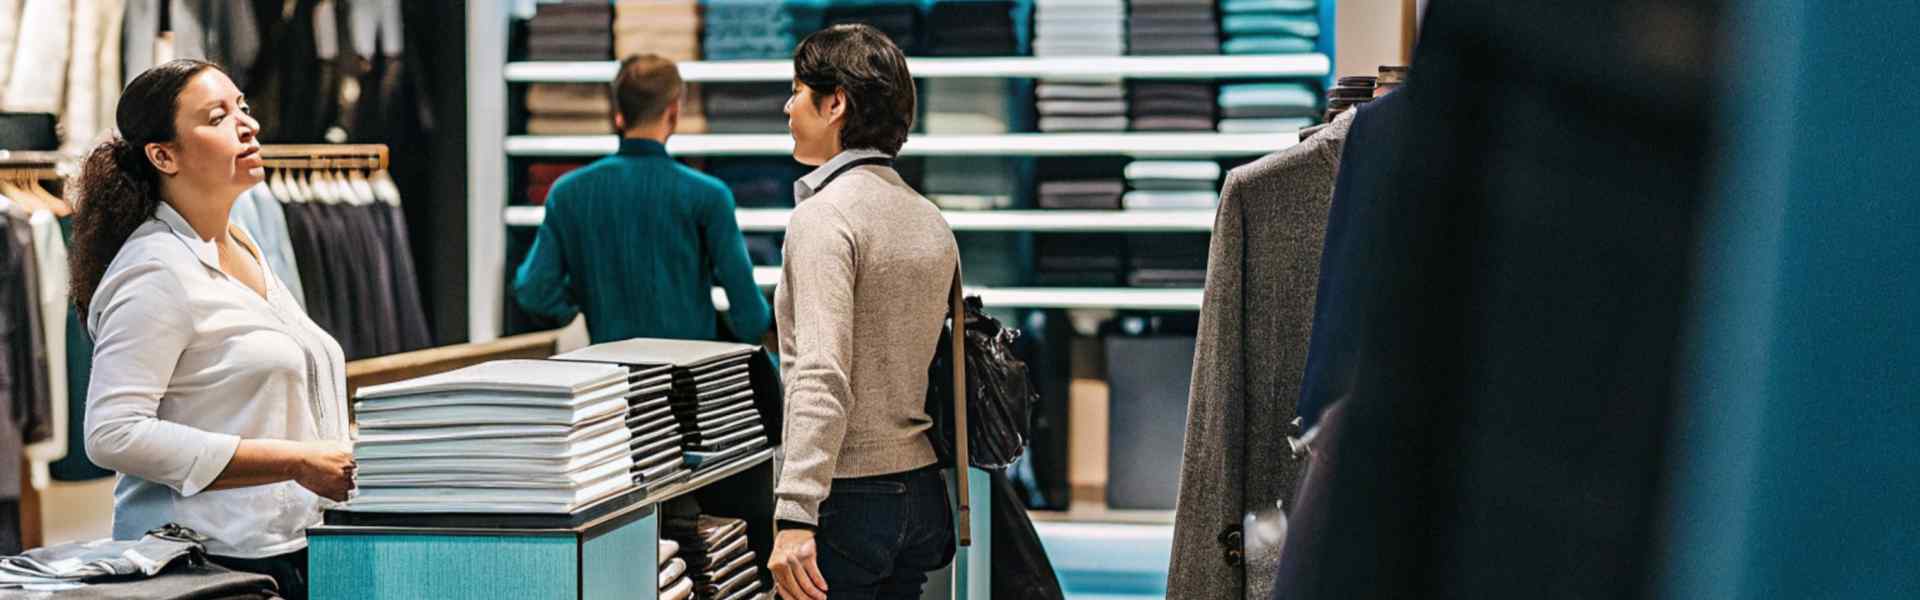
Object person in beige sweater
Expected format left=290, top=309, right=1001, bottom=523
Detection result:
left=766, top=24, right=961, bottom=600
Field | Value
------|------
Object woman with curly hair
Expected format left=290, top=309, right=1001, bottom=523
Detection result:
left=68, top=59, right=353, bottom=600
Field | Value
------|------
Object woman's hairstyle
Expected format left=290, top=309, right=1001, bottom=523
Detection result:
left=792, top=24, right=916, bottom=155
left=68, top=59, right=224, bottom=311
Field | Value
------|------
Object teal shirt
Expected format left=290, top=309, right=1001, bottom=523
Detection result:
left=514, top=138, right=772, bottom=344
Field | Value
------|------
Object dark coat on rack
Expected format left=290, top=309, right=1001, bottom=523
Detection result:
left=1167, top=107, right=1356, bottom=600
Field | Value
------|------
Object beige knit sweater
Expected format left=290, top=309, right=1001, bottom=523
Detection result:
left=773, top=164, right=960, bottom=526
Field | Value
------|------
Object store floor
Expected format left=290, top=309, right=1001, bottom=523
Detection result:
left=1037, top=521, right=1172, bottom=599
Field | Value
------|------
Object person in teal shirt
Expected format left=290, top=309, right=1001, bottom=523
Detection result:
left=515, top=54, right=771, bottom=344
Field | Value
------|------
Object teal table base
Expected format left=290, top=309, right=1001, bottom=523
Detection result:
left=310, top=511, right=659, bottom=600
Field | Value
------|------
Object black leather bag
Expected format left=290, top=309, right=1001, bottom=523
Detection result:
left=925, top=272, right=1038, bottom=472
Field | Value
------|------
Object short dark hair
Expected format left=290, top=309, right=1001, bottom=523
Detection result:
left=793, top=24, right=915, bottom=155
left=613, top=54, right=684, bottom=129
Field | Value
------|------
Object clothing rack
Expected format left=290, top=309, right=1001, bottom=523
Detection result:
left=0, top=151, right=74, bottom=179
left=258, top=144, right=391, bottom=170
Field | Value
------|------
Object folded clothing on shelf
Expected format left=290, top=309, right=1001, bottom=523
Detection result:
left=926, top=0, right=1021, bottom=56
left=923, top=78, right=1014, bottom=134
left=1037, top=79, right=1128, bottom=132
left=925, top=156, right=1019, bottom=210
left=526, top=162, right=589, bottom=205
left=703, top=82, right=792, bottom=134
left=1127, top=1, right=1218, bottom=56
left=527, top=1, right=614, bottom=61
left=1126, top=233, right=1209, bottom=286
left=1035, top=0, right=1125, bottom=56
left=824, top=0, right=922, bottom=54
left=1218, top=82, right=1318, bottom=133
left=1034, top=233, right=1126, bottom=285
left=615, top=0, right=702, bottom=61
left=1125, top=159, right=1222, bottom=192
left=344, top=360, right=649, bottom=514
left=1129, top=81, right=1216, bottom=131
left=1219, top=0, right=1318, bottom=54
left=703, top=0, right=825, bottom=59
left=662, top=512, right=769, bottom=600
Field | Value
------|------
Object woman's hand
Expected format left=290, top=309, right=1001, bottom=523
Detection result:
left=769, top=529, right=829, bottom=600
left=289, top=442, right=356, bottom=501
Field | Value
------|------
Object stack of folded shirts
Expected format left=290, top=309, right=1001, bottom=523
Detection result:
left=527, top=162, right=588, bottom=205
left=1036, top=156, right=1127, bottom=209
left=1127, top=234, right=1209, bottom=287
left=924, top=78, right=1014, bottom=134
left=1325, top=75, right=1377, bottom=121
left=681, top=84, right=711, bottom=134
left=1129, top=81, right=1217, bottom=131
left=704, top=83, right=792, bottom=133
left=1127, top=0, right=1219, bottom=55
left=1122, top=160, right=1220, bottom=209
left=1035, top=234, right=1126, bottom=286
left=616, top=0, right=702, bottom=61
left=703, top=0, right=826, bottom=60
left=1034, top=0, right=1126, bottom=57
left=1037, top=79, right=1129, bottom=132
left=347, top=360, right=643, bottom=513
left=525, top=84, right=613, bottom=135
left=824, top=0, right=922, bottom=55
left=925, top=156, right=1018, bottom=211
left=1220, top=0, right=1318, bottom=55
left=926, top=0, right=1020, bottom=56
left=660, top=515, right=766, bottom=600
left=554, top=339, right=772, bottom=472
left=528, top=1, right=614, bottom=60
left=1217, top=82, right=1318, bottom=133
left=660, top=538, right=693, bottom=600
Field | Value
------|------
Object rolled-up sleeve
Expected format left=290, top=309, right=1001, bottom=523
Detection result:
left=84, top=259, right=240, bottom=496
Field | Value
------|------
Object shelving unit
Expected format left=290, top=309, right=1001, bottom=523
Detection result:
left=506, top=205, right=1215, bottom=232
left=705, top=266, right=1204, bottom=311
left=472, top=4, right=1331, bottom=335
left=506, top=54, right=1330, bottom=83
left=504, top=132, right=1297, bottom=158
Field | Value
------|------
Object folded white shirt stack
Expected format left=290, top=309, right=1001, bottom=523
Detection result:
left=346, top=360, right=646, bottom=513
left=554, top=339, right=772, bottom=476
left=1124, top=160, right=1223, bottom=209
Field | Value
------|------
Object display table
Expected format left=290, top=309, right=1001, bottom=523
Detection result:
left=309, top=449, right=775, bottom=600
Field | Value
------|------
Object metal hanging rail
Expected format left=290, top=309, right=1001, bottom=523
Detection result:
left=258, top=144, right=391, bottom=170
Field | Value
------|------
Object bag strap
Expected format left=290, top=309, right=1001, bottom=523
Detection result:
left=949, top=264, right=972, bottom=547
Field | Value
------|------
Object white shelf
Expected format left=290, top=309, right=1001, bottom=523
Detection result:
left=507, top=206, right=1215, bottom=233
left=713, top=267, right=1201, bottom=311
left=507, top=133, right=1293, bottom=158
left=505, top=54, right=1330, bottom=83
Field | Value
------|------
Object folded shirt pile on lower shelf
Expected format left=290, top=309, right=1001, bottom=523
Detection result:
left=1217, top=82, right=1319, bottom=133
left=703, top=0, right=825, bottom=60
left=1128, top=233, right=1210, bottom=287
left=704, top=83, right=792, bottom=133
left=1035, top=234, right=1126, bottom=286
left=1123, top=160, right=1221, bottom=210
left=1128, top=0, right=1220, bottom=55
left=1220, top=0, right=1319, bottom=55
left=1036, top=156, right=1127, bottom=210
left=347, top=359, right=659, bottom=513
left=664, top=511, right=769, bottom=600
left=528, top=0, right=614, bottom=60
left=553, top=339, right=772, bottom=473
left=1037, top=79, right=1129, bottom=132
left=1034, top=0, right=1125, bottom=57
left=660, top=538, right=694, bottom=600
left=616, top=0, right=701, bottom=62
left=926, top=0, right=1020, bottom=56
left=525, top=83, right=613, bottom=136
left=1130, top=81, right=1218, bottom=131
left=824, top=0, right=922, bottom=55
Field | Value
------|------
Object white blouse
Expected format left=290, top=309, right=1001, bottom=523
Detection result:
left=85, top=201, right=348, bottom=559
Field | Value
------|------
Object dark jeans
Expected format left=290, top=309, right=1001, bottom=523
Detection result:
left=210, top=548, right=308, bottom=600
left=816, top=466, right=956, bottom=599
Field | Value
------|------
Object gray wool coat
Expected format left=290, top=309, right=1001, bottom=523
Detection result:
left=1168, top=108, right=1357, bottom=600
